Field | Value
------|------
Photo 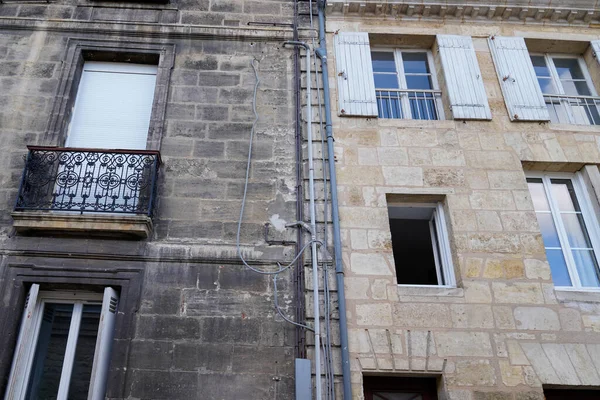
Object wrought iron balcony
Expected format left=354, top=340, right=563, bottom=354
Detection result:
left=15, top=146, right=161, bottom=217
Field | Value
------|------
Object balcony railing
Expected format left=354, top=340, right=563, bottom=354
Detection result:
left=15, top=146, right=161, bottom=217
left=544, top=94, right=600, bottom=126
left=376, top=89, right=443, bottom=120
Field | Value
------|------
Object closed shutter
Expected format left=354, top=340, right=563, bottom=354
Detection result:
left=437, top=35, right=492, bottom=120
left=88, top=287, right=119, bottom=400
left=334, top=32, right=378, bottom=117
left=4, top=284, right=41, bottom=400
left=488, top=36, right=550, bottom=121
left=67, top=62, right=158, bottom=150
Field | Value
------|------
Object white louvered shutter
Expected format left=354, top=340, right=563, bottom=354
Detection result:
left=334, top=32, right=378, bottom=117
left=437, top=35, right=492, bottom=120
left=488, top=36, right=550, bottom=121
left=67, top=62, right=157, bottom=150
left=88, top=287, right=119, bottom=400
left=4, top=284, right=40, bottom=400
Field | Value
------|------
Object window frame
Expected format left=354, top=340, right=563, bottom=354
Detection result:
left=388, top=201, right=456, bottom=288
left=526, top=170, right=600, bottom=291
left=4, top=286, right=118, bottom=400
left=531, top=53, right=599, bottom=125
left=371, top=47, right=445, bottom=120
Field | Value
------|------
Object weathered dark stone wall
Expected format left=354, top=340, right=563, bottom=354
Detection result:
left=0, top=0, right=302, bottom=397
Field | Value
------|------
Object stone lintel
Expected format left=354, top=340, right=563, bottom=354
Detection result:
left=11, top=211, right=153, bottom=239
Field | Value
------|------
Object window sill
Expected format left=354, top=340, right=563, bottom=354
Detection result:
left=12, top=211, right=152, bottom=239
left=555, top=287, right=600, bottom=303
left=397, top=285, right=463, bottom=297
left=377, top=118, right=456, bottom=129
left=548, top=123, right=600, bottom=133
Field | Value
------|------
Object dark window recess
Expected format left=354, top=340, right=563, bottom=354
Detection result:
left=545, top=389, right=600, bottom=400
left=389, top=205, right=446, bottom=285
left=390, top=218, right=438, bottom=285
left=363, top=376, right=438, bottom=400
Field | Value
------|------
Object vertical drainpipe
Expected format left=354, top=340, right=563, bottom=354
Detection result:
left=315, top=2, right=353, bottom=398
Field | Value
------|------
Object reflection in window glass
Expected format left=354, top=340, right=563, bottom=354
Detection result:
left=527, top=175, right=600, bottom=288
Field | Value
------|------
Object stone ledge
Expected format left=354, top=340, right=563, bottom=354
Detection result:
left=397, top=285, right=464, bottom=297
left=11, top=211, right=153, bottom=239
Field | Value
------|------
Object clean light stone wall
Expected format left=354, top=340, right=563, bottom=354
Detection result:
left=327, top=14, right=600, bottom=400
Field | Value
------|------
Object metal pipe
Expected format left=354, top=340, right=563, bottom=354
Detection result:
left=284, top=40, right=322, bottom=400
left=315, top=2, right=353, bottom=398
left=291, top=0, right=307, bottom=361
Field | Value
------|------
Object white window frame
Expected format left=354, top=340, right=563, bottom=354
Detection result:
left=531, top=53, right=599, bottom=125
left=526, top=171, right=600, bottom=291
left=4, top=286, right=119, bottom=400
left=371, top=48, right=445, bottom=120
left=388, top=202, right=456, bottom=287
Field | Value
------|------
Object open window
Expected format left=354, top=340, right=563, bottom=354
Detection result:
left=388, top=202, right=455, bottom=287
left=4, top=285, right=119, bottom=400
left=526, top=171, right=600, bottom=290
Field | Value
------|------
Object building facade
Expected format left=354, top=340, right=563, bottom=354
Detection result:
left=326, top=1, right=600, bottom=399
left=0, top=0, right=311, bottom=398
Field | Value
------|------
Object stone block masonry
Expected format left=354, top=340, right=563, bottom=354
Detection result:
left=0, top=0, right=306, bottom=397
left=328, top=5, right=600, bottom=399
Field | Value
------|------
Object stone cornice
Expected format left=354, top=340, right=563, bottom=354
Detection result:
left=0, top=17, right=316, bottom=41
left=326, top=1, right=600, bottom=25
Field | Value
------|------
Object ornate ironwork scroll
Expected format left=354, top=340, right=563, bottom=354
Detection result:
left=15, top=146, right=161, bottom=216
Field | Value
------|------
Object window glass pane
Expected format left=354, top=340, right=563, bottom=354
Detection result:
left=377, top=92, right=403, bottom=119
left=561, top=80, right=591, bottom=96
left=546, top=249, right=572, bottom=286
left=402, top=52, right=430, bottom=74
left=537, top=77, right=557, bottom=94
left=527, top=179, right=550, bottom=211
left=553, top=58, right=585, bottom=80
left=405, top=75, right=433, bottom=90
left=374, top=74, right=400, bottom=89
left=572, top=249, right=600, bottom=287
left=561, top=213, right=594, bottom=249
left=550, top=179, right=581, bottom=212
left=410, top=98, right=438, bottom=120
left=531, top=56, right=551, bottom=77
left=26, top=303, right=74, bottom=400
left=372, top=52, right=397, bottom=73
left=68, top=304, right=101, bottom=400
left=574, top=81, right=592, bottom=96
left=535, top=213, right=561, bottom=248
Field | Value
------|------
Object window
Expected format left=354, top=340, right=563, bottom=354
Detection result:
left=545, top=389, right=600, bottom=400
left=371, top=50, right=444, bottom=120
left=364, top=376, right=438, bottom=400
left=527, top=172, right=600, bottom=289
left=531, top=54, right=600, bottom=125
left=5, top=285, right=119, bottom=400
left=388, top=202, right=455, bottom=286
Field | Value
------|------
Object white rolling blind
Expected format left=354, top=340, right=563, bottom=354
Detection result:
left=66, top=62, right=158, bottom=150
left=88, top=287, right=119, bottom=400
left=488, top=36, right=550, bottom=121
left=4, top=284, right=40, bottom=400
left=334, top=32, right=378, bottom=117
left=437, top=35, right=492, bottom=120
